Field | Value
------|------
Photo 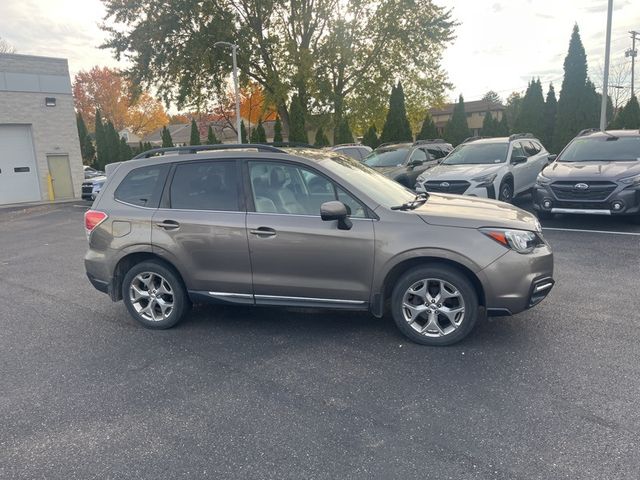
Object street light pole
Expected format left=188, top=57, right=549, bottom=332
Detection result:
left=627, top=31, right=639, bottom=98
left=214, top=41, right=242, bottom=144
left=600, top=0, right=613, bottom=131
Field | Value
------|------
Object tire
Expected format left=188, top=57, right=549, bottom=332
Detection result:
left=498, top=178, right=514, bottom=203
left=537, top=210, right=555, bottom=220
left=391, top=265, right=479, bottom=346
left=122, top=260, right=189, bottom=329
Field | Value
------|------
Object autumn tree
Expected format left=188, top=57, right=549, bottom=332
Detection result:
left=126, top=92, right=169, bottom=136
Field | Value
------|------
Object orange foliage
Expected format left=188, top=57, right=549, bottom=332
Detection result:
left=239, top=82, right=277, bottom=125
left=126, top=92, right=170, bottom=136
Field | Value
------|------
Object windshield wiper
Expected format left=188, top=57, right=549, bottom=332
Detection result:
left=391, top=193, right=429, bottom=210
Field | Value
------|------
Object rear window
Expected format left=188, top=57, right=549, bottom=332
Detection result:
left=114, top=164, right=169, bottom=207
left=170, top=161, right=240, bottom=211
left=559, top=136, right=640, bottom=162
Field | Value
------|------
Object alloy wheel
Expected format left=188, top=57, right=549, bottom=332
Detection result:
left=129, top=272, right=174, bottom=322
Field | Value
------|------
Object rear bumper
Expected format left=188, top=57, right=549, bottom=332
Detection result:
left=86, top=271, right=110, bottom=294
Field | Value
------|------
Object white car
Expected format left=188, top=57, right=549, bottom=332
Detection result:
left=415, top=134, right=552, bottom=203
left=328, top=144, right=372, bottom=161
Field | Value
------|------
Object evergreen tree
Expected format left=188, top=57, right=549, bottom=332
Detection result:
left=94, top=109, right=108, bottom=170
left=554, top=25, right=591, bottom=152
left=543, top=83, right=557, bottom=150
left=497, top=114, right=510, bottom=136
left=416, top=112, right=439, bottom=140
left=161, top=126, right=174, bottom=147
left=240, top=120, right=248, bottom=143
left=362, top=125, right=379, bottom=149
left=334, top=117, right=354, bottom=144
left=76, top=113, right=95, bottom=165
left=256, top=120, right=267, bottom=143
left=288, top=95, right=307, bottom=143
left=273, top=116, right=283, bottom=142
left=610, top=95, right=640, bottom=129
left=481, top=112, right=495, bottom=136
left=189, top=119, right=201, bottom=145
left=380, top=82, right=413, bottom=143
left=138, top=141, right=144, bottom=154
left=104, top=120, right=121, bottom=165
left=119, top=137, right=133, bottom=161
left=314, top=126, right=331, bottom=147
left=514, top=79, right=545, bottom=138
left=144, top=141, right=153, bottom=151
left=207, top=125, right=221, bottom=144
left=444, top=95, right=470, bottom=146
left=580, top=80, right=601, bottom=131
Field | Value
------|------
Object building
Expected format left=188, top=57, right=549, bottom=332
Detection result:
left=429, top=100, right=505, bottom=137
left=0, top=53, right=83, bottom=205
left=119, top=128, right=142, bottom=147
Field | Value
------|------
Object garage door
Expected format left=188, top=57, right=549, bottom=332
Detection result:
left=0, top=125, right=41, bottom=205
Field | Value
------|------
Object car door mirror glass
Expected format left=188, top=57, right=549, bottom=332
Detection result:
left=547, top=154, right=557, bottom=163
left=320, top=201, right=352, bottom=230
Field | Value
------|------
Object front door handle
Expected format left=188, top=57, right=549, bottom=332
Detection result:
left=249, top=227, right=277, bottom=237
left=156, top=220, right=180, bottom=230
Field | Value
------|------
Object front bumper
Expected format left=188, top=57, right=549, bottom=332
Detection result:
left=533, top=183, right=640, bottom=216
left=480, top=243, right=554, bottom=315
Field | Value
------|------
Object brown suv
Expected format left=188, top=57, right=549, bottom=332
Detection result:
left=84, top=144, right=554, bottom=346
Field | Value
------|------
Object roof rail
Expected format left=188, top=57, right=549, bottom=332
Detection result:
left=462, top=136, right=485, bottom=143
left=267, top=142, right=318, bottom=148
left=413, top=139, right=447, bottom=145
left=508, top=133, right=534, bottom=141
left=133, top=143, right=286, bottom=159
left=376, top=141, right=409, bottom=149
left=332, top=143, right=363, bottom=147
left=577, top=128, right=600, bottom=137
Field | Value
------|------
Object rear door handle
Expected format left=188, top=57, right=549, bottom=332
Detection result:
left=249, top=227, right=276, bottom=237
left=156, top=220, right=180, bottom=230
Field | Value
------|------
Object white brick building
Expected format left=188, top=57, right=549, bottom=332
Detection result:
left=0, top=53, right=83, bottom=205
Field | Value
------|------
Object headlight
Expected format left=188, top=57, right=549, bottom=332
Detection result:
left=481, top=228, right=543, bottom=254
left=471, top=173, right=497, bottom=186
left=536, top=173, right=552, bottom=186
left=620, top=173, right=640, bottom=186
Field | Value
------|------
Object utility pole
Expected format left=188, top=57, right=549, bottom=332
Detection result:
left=600, top=0, right=613, bottom=131
left=627, top=31, right=639, bottom=98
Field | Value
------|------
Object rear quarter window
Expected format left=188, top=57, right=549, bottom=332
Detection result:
left=114, top=164, right=170, bottom=208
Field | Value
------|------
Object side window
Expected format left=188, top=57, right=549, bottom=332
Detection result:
left=427, top=148, right=445, bottom=159
left=114, top=164, right=170, bottom=208
left=170, top=161, right=239, bottom=211
left=249, top=161, right=367, bottom=218
left=510, top=142, right=526, bottom=162
left=523, top=141, right=540, bottom=156
left=409, top=149, right=428, bottom=163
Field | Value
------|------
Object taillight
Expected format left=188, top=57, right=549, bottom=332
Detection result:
left=84, top=210, right=108, bottom=237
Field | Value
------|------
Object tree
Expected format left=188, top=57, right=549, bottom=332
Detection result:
left=334, top=118, right=354, bottom=144
left=104, top=120, right=121, bottom=164
left=504, top=92, right=522, bottom=130
left=514, top=79, right=545, bottom=138
left=380, top=82, right=413, bottom=143
left=207, top=125, right=221, bottom=144
left=288, top=95, right=307, bottom=143
left=362, top=125, right=379, bottom=149
left=189, top=119, right=201, bottom=145
left=250, top=120, right=267, bottom=143
left=610, top=95, right=640, bottom=129
left=240, top=82, right=277, bottom=126
left=554, top=25, right=591, bottom=152
left=76, top=113, right=95, bottom=165
left=482, top=111, right=497, bottom=137
left=543, top=84, right=558, bottom=150
left=273, top=116, right=284, bottom=143
left=119, top=137, right=133, bottom=161
left=314, top=126, right=330, bottom=147
left=101, top=0, right=455, bottom=136
left=497, top=114, right=510, bottom=136
left=94, top=110, right=108, bottom=170
left=161, top=126, right=173, bottom=147
left=0, top=37, right=16, bottom=53
left=240, top=120, right=248, bottom=143
left=482, top=91, right=502, bottom=104
left=444, top=95, right=470, bottom=146
left=125, top=92, right=169, bottom=136
left=416, top=112, right=439, bottom=140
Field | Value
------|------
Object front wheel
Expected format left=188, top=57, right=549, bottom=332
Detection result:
left=498, top=179, right=513, bottom=203
left=122, top=260, right=189, bottom=329
left=391, top=265, right=479, bottom=346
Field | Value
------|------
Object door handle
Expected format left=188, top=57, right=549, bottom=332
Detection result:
left=249, top=227, right=276, bottom=237
left=156, top=220, right=180, bottom=230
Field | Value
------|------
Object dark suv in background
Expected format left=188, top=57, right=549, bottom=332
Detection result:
left=534, top=129, right=640, bottom=222
left=363, top=140, right=453, bottom=187
left=84, top=144, right=553, bottom=346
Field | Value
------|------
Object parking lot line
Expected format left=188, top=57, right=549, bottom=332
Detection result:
left=543, top=227, right=640, bottom=236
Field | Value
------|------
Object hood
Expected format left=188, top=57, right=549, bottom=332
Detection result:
left=545, top=161, right=640, bottom=181
left=410, top=193, right=540, bottom=231
left=417, top=163, right=503, bottom=181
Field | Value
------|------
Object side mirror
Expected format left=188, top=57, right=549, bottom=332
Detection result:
left=511, top=156, right=527, bottom=165
left=547, top=154, right=557, bottom=164
left=320, top=201, right=352, bottom=230
left=408, top=159, right=424, bottom=168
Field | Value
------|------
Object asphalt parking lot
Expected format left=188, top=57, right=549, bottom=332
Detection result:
left=1, top=200, right=639, bottom=479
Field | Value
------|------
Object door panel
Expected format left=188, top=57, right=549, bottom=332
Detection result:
left=0, top=125, right=41, bottom=204
left=509, top=142, right=528, bottom=193
left=47, top=155, right=74, bottom=199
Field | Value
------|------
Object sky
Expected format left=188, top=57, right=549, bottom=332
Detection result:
left=0, top=0, right=638, bottom=106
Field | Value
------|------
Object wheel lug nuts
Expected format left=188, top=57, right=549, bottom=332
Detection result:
left=437, top=303, right=442, bottom=307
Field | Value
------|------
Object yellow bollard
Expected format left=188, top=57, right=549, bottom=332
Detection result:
left=47, top=174, right=55, bottom=200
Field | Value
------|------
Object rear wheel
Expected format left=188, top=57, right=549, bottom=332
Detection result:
left=498, top=179, right=513, bottom=203
left=122, top=261, right=189, bottom=329
left=391, top=265, right=479, bottom=346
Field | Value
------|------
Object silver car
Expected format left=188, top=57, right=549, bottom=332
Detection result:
left=84, top=144, right=554, bottom=346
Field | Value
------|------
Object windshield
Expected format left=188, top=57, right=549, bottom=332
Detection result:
left=295, top=150, right=416, bottom=208
left=363, top=148, right=409, bottom=167
left=441, top=143, right=508, bottom=165
left=559, top=136, right=640, bottom=162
